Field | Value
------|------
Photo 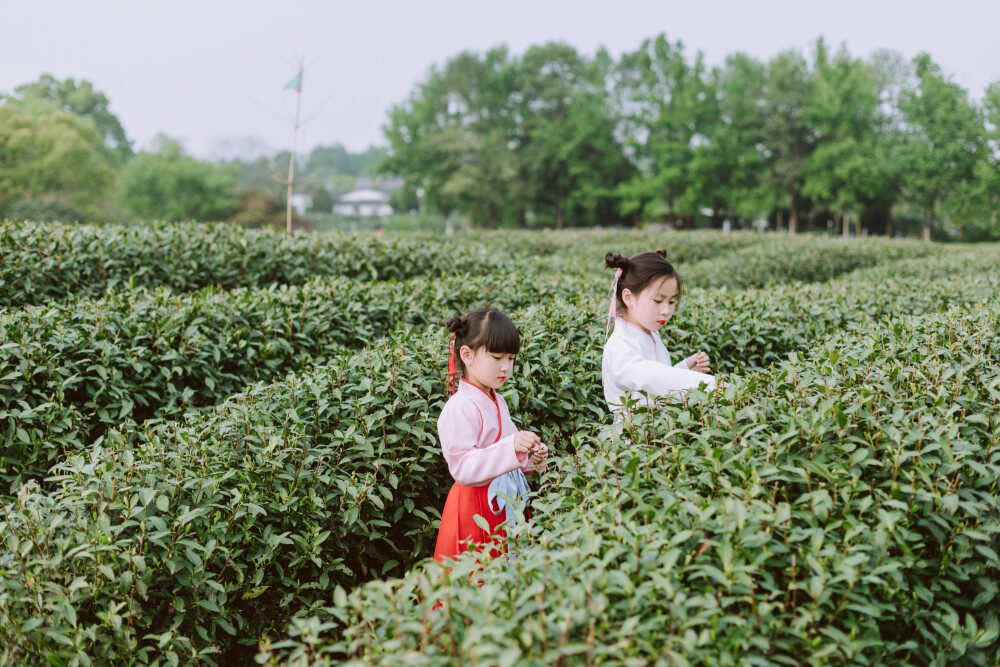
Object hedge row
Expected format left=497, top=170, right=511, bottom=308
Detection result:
left=1, top=218, right=939, bottom=309
left=266, top=301, right=1000, bottom=666
left=679, top=235, right=939, bottom=289
left=1, top=281, right=353, bottom=490
left=0, top=299, right=615, bottom=666
left=0, top=220, right=502, bottom=308
left=4, top=248, right=996, bottom=492
left=2, top=257, right=997, bottom=665
left=1, top=221, right=762, bottom=309
left=0, top=266, right=604, bottom=490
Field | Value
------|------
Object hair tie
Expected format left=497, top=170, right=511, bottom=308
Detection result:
left=447, top=332, right=457, bottom=395
left=606, top=267, right=622, bottom=339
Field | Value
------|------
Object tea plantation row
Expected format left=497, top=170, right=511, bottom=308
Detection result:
left=266, top=300, right=1000, bottom=666
left=0, top=248, right=997, bottom=663
left=2, top=249, right=995, bottom=492
left=0, top=230, right=996, bottom=666
left=2, top=220, right=936, bottom=308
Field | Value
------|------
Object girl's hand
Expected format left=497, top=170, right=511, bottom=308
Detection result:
left=513, top=430, right=542, bottom=455
left=709, top=380, right=732, bottom=397
left=529, top=442, right=548, bottom=466
left=685, top=351, right=711, bottom=374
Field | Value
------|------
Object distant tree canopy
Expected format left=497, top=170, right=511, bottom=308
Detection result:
left=2, top=43, right=998, bottom=238
left=382, top=35, right=1000, bottom=237
left=2, top=74, right=133, bottom=165
left=0, top=106, right=116, bottom=219
left=121, top=135, right=237, bottom=222
left=305, top=144, right=383, bottom=183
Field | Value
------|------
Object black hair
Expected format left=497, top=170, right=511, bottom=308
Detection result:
left=605, top=250, right=683, bottom=314
left=446, top=307, right=521, bottom=378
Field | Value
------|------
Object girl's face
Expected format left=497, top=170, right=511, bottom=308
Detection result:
left=460, top=347, right=516, bottom=393
left=622, top=276, right=679, bottom=334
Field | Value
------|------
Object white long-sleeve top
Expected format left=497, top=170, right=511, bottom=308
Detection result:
left=602, top=317, right=716, bottom=415
left=437, top=378, right=539, bottom=487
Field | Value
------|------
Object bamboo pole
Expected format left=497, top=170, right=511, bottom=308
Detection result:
left=286, top=63, right=303, bottom=235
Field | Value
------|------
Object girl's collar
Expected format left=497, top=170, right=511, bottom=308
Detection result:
left=614, top=316, right=653, bottom=337
left=459, top=377, right=497, bottom=404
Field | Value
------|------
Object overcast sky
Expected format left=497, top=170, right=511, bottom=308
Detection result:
left=4, top=0, right=998, bottom=159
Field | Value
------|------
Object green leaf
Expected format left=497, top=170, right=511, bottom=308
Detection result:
left=473, top=513, right=490, bottom=533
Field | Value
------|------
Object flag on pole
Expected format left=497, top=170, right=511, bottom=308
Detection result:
left=282, top=70, right=302, bottom=92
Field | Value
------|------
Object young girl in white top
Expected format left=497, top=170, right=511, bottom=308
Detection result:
left=602, top=250, right=717, bottom=418
left=434, top=307, right=548, bottom=561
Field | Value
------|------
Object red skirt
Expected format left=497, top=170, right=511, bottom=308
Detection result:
left=434, top=482, right=507, bottom=561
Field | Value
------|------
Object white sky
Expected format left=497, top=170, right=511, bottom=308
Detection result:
left=3, top=0, right=998, bottom=159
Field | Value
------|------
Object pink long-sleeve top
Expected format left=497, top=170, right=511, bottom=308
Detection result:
left=437, top=378, right=540, bottom=487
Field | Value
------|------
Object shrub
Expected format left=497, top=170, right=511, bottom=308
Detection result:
left=264, top=302, right=1000, bottom=666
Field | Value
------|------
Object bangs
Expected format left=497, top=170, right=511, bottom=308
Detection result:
left=482, top=310, right=521, bottom=356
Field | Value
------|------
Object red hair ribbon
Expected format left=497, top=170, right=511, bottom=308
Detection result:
left=447, top=333, right=457, bottom=395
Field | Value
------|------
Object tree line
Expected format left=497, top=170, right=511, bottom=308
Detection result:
left=0, top=75, right=385, bottom=230
left=382, top=35, right=1000, bottom=239
left=2, top=35, right=999, bottom=239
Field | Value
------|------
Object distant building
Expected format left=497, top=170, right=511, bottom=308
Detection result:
left=333, top=188, right=394, bottom=218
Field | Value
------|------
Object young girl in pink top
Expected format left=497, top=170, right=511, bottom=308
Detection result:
left=433, top=307, right=548, bottom=561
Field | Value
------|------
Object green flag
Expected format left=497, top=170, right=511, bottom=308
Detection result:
left=282, top=71, right=302, bottom=92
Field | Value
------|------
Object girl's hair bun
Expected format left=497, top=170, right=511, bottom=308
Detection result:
left=446, top=315, right=467, bottom=337
left=605, top=252, right=630, bottom=270
left=655, top=249, right=668, bottom=259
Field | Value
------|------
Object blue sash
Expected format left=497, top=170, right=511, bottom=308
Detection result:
left=487, top=468, right=530, bottom=526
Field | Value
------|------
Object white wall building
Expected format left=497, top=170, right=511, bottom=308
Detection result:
left=333, top=188, right=394, bottom=218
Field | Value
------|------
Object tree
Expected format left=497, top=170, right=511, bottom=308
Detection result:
left=681, top=53, right=773, bottom=226
left=380, top=43, right=629, bottom=228
left=977, top=81, right=1000, bottom=234
left=860, top=49, right=916, bottom=236
left=380, top=47, right=526, bottom=226
left=121, top=135, right=237, bottom=222
left=801, top=41, right=888, bottom=235
left=613, top=35, right=709, bottom=224
left=2, top=74, right=133, bottom=164
left=307, top=184, right=334, bottom=213
left=439, top=128, right=520, bottom=228
left=304, top=144, right=384, bottom=182
left=761, top=50, right=815, bottom=234
left=898, top=54, right=982, bottom=241
left=228, top=188, right=300, bottom=230
left=519, top=43, right=630, bottom=227
left=942, top=81, right=1000, bottom=238
left=0, top=107, right=116, bottom=218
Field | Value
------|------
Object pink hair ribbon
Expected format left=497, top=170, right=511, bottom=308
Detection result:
left=606, top=267, right=622, bottom=338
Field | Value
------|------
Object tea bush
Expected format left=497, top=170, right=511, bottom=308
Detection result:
left=0, top=300, right=620, bottom=665
left=1, top=280, right=358, bottom=490
left=3, top=248, right=996, bottom=493
left=264, top=301, right=1000, bottom=666
left=0, top=221, right=502, bottom=308
left=0, top=333, right=449, bottom=665
left=1, top=220, right=939, bottom=309
left=681, top=235, right=939, bottom=289
left=0, top=228, right=996, bottom=667
left=0, top=270, right=593, bottom=490
left=5, top=290, right=997, bottom=666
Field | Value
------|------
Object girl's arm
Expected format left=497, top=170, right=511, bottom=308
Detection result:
left=438, top=400, right=522, bottom=487
left=497, top=394, right=544, bottom=474
left=610, top=341, right=716, bottom=397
